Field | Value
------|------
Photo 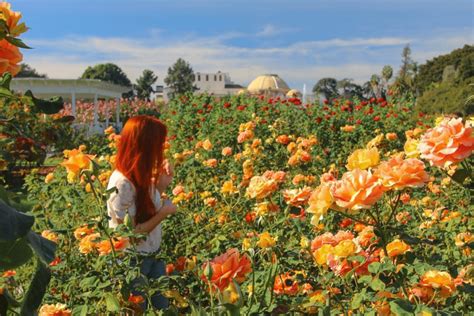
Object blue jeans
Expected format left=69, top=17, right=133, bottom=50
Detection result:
left=132, top=257, right=169, bottom=310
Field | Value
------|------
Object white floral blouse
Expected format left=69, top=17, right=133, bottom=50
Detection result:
left=106, top=170, right=163, bottom=253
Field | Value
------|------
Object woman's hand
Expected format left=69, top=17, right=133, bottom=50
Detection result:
left=160, top=199, right=177, bottom=216
left=157, top=160, right=174, bottom=193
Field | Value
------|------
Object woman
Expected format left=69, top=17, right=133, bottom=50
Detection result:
left=106, top=115, right=176, bottom=310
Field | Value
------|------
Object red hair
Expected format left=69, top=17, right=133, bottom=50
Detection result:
left=115, top=115, right=167, bottom=224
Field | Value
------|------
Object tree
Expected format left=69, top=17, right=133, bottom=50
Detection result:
left=394, top=45, right=417, bottom=95
left=134, top=69, right=158, bottom=100
left=370, top=74, right=382, bottom=98
left=337, top=78, right=362, bottom=99
left=16, top=63, right=47, bottom=78
left=313, top=78, right=338, bottom=101
left=164, top=58, right=196, bottom=98
left=81, top=63, right=132, bottom=87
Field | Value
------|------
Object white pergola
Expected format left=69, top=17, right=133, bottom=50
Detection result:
left=11, top=78, right=131, bottom=133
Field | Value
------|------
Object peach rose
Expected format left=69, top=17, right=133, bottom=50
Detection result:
left=0, top=40, right=22, bottom=76
left=96, top=237, right=129, bottom=256
left=201, top=248, right=252, bottom=292
left=221, top=147, right=232, bottom=156
left=203, top=158, right=217, bottom=168
left=418, top=117, right=474, bottom=168
left=386, top=133, right=398, bottom=141
left=41, top=230, right=59, bottom=243
left=202, top=139, right=213, bottom=151
left=374, top=156, right=429, bottom=190
left=73, top=225, right=95, bottom=240
left=311, top=232, right=338, bottom=252
left=341, top=125, right=355, bottom=132
left=307, top=183, right=334, bottom=224
left=331, top=169, right=385, bottom=212
left=276, top=135, right=290, bottom=144
left=283, top=186, right=312, bottom=207
left=246, top=176, right=278, bottom=200
left=346, top=148, right=380, bottom=171
left=78, top=233, right=100, bottom=254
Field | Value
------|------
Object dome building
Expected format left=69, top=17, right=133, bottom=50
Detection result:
left=247, top=74, right=291, bottom=97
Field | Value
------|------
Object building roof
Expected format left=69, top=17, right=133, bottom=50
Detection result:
left=247, top=74, right=290, bottom=93
left=11, top=78, right=131, bottom=99
left=286, top=89, right=302, bottom=97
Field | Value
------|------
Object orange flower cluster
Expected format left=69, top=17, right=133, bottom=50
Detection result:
left=172, top=184, right=193, bottom=204
left=273, top=271, right=304, bottom=296
left=287, top=136, right=317, bottom=166
left=0, top=2, right=27, bottom=76
left=246, top=171, right=285, bottom=200
left=38, top=303, right=71, bottom=316
left=74, top=225, right=128, bottom=255
left=237, top=121, right=256, bottom=143
left=311, top=230, right=379, bottom=277
left=418, top=117, right=474, bottom=168
left=61, top=147, right=95, bottom=183
left=283, top=186, right=313, bottom=207
left=410, top=270, right=457, bottom=303
left=201, top=248, right=252, bottom=292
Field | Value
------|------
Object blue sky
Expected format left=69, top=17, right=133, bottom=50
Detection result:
left=13, top=0, right=474, bottom=89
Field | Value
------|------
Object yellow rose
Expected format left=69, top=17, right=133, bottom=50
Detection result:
left=333, top=240, right=357, bottom=258
left=44, top=173, right=54, bottom=184
left=257, top=232, right=276, bottom=248
left=404, top=138, right=420, bottom=158
left=313, top=244, right=334, bottom=266
left=346, top=148, right=380, bottom=170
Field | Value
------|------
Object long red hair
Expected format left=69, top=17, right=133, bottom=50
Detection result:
left=115, top=115, right=167, bottom=224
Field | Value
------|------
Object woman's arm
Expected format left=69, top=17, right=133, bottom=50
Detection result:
left=134, top=200, right=177, bottom=234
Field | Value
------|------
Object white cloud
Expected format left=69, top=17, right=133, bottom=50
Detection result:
left=22, top=27, right=473, bottom=88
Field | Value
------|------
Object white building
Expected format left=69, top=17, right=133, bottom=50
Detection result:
left=193, top=71, right=243, bottom=96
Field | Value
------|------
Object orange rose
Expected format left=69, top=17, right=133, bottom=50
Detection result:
left=0, top=3, right=28, bottom=36
left=96, top=237, right=129, bottom=256
left=0, top=40, right=22, bottom=76
left=257, top=231, right=276, bottom=248
left=221, top=147, right=232, bottom=156
left=283, top=186, right=312, bottom=207
left=276, top=135, right=290, bottom=144
left=273, top=272, right=299, bottom=295
left=311, top=232, right=338, bottom=252
left=374, top=156, right=429, bottom=190
left=341, top=125, right=355, bottom=132
left=78, top=233, right=100, bottom=254
left=73, top=225, right=94, bottom=240
left=201, top=248, right=252, bottom=292
left=385, top=133, right=398, bottom=141
left=331, top=169, right=385, bottom=212
left=202, top=139, right=213, bottom=151
left=418, top=117, right=474, bottom=168
left=313, top=244, right=334, bottom=266
left=203, top=158, right=217, bottom=168
left=419, top=270, right=456, bottom=298
left=41, top=230, right=59, bottom=243
left=60, top=149, right=95, bottom=177
left=128, top=294, right=145, bottom=305
left=38, top=303, right=71, bottom=316
left=333, top=239, right=357, bottom=258
left=386, top=239, right=411, bottom=257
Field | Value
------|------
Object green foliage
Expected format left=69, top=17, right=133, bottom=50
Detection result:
left=16, top=63, right=47, bottom=78
left=416, top=45, right=474, bottom=94
left=81, top=63, right=133, bottom=97
left=312, top=77, right=338, bottom=100
left=415, top=77, right=474, bottom=115
left=135, top=69, right=158, bottom=100
left=164, top=58, right=196, bottom=98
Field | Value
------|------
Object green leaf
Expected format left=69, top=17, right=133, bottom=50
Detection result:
left=370, top=277, right=386, bottom=291
left=0, top=73, right=12, bottom=89
left=0, top=200, right=34, bottom=241
left=72, top=305, right=88, bottom=316
left=5, top=36, right=31, bottom=49
left=451, top=168, right=470, bottom=184
left=0, top=87, right=13, bottom=98
left=24, top=90, right=64, bottom=115
left=20, top=260, right=52, bottom=316
left=389, top=299, right=415, bottom=316
left=0, top=237, right=33, bottom=270
left=104, top=293, right=120, bottom=312
left=26, top=231, right=57, bottom=265
left=350, top=290, right=365, bottom=309
left=368, top=262, right=381, bottom=274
